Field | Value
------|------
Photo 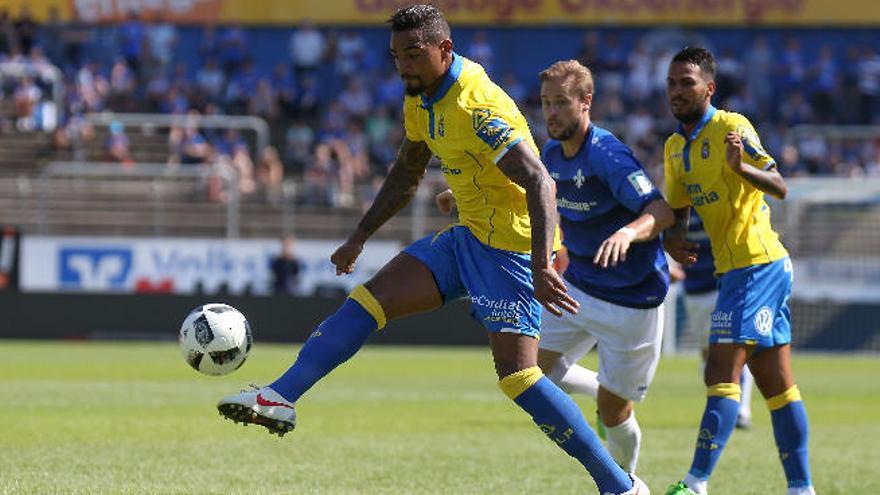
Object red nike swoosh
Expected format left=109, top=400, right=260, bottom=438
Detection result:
left=256, top=393, right=295, bottom=409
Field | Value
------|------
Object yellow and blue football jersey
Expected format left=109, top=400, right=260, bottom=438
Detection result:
left=664, top=106, right=788, bottom=274
left=403, top=53, right=551, bottom=254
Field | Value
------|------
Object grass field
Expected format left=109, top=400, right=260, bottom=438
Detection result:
left=2, top=341, right=878, bottom=494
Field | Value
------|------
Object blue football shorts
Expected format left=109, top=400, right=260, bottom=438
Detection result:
left=403, top=225, right=541, bottom=337
left=710, top=257, right=793, bottom=348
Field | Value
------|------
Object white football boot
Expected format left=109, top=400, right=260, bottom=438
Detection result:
left=217, top=385, right=296, bottom=437
left=603, top=474, right=650, bottom=495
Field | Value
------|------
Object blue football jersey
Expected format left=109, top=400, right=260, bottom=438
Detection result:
left=683, top=208, right=717, bottom=294
left=542, top=124, right=669, bottom=309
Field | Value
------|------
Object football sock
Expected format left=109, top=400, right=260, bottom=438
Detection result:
left=604, top=410, right=641, bottom=473
left=270, top=285, right=384, bottom=402
left=500, top=367, right=632, bottom=494
left=739, top=364, right=754, bottom=419
left=687, top=383, right=741, bottom=481
left=550, top=360, right=600, bottom=399
left=682, top=473, right=708, bottom=495
left=768, top=385, right=813, bottom=490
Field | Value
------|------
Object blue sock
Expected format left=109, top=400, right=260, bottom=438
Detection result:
left=688, top=383, right=741, bottom=480
left=270, top=295, right=380, bottom=402
left=769, top=386, right=812, bottom=488
left=501, top=368, right=632, bottom=494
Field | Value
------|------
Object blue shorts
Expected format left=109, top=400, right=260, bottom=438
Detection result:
left=710, top=257, right=793, bottom=348
left=403, top=225, right=541, bottom=337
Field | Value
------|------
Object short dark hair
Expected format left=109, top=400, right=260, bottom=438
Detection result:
left=387, top=4, right=451, bottom=44
left=671, top=47, right=716, bottom=79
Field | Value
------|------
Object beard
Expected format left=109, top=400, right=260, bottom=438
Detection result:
left=547, top=118, right=581, bottom=141
left=670, top=97, right=705, bottom=125
left=402, top=76, right=425, bottom=96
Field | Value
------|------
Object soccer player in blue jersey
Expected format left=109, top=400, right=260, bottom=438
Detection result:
left=439, top=59, right=675, bottom=475
left=662, top=47, right=814, bottom=495
left=681, top=209, right=754, bottom=429
left=217, top=5, right=645, bottom=494
left=537, top=60, right=674, bottom=475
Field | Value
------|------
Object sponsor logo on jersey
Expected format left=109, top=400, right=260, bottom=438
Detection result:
left=472, top=109, right=513, bottom=150
left=754, top=306, right=774, bottom=336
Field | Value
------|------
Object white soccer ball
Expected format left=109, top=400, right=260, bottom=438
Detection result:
left=179, top=303, right=253, bottom=376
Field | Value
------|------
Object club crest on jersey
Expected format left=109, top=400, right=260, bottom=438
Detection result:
left=573, top=168, right=586, bottom=188
left=701, top=138, right=710, bottom=159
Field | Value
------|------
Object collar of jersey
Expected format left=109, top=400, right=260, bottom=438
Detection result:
left=676, top=105, right=717, bottom=142
left=420, top=52, right=463, bottom=108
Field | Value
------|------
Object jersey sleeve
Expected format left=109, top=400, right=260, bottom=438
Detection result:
left=732, top=114, right=776, bottom=170
left=402, top=96, right=424, bottom=142
left=663, top=138, right=691, bottom=209
left=597, top=138, right=662, bottom=214
left=463, top=94, right=529, bottom=164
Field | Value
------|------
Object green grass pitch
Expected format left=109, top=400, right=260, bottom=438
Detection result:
left=1, top=340, right=878, bottom=494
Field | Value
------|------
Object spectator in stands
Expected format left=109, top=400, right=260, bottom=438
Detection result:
left=117, top=11, right=146, bottom=78
left=857, top=47, right=880, bottom=124
left=219, top=24, right=248, bottom=76
left=809, top=45, right=838, bottom=122
left=147, top=11, right=177, bottom=73
left=779, top=37, right=806, bottom=94
left=108, top=58, right=136, bottom=112
left=467, top=31, right=493, bottom=75
left=374, top=67, right=404, bottom=108
left=502, top=73, right=527, bottom=104
left=13, top=5, right=38, bottom=55
left=290, top=20, right=325, bottom=79
left=0, top=8, right=15, bottom=55
left=40, top=6, right=64, bottom=66
left=335, top=30, right=365, bottom=77
left=103, top=120, right=134, bottom=167
left=270, top=235, right=304, bottom=295
left=214, top=128, right=256, bottom=197
left=249, top=78, right=280, bottom=122
left=196, top=57, right=225, bottom=104
left=284, top=119, right=315, bottom=176
left=780, top=90, right=814, bottom=126
left=295, top=74, right=321, bottom=120
left=744, top=36, right=774, bottom=119
left=338, top=76, right=372, bottom=118
left=256, top=146, right=285, bottom=204
left=272, top=62, right=297, bottom=117
left=169, top=117, right=211, bottom=166
left=198, top=23, right=219, bottom=61
left=13, top=76, right=41, bottom=131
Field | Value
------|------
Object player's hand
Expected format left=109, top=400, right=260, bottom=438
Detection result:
left=724, top=131, right=746, bottom=174
left=663, top=236, right=699, bottom=266
left=594, top=230, right=633, bottom=268
left=533, top=266, right=579, bottom=317
left=330, top=240, right=364, bottom=275
left=435, top=189, right=456, bottom=215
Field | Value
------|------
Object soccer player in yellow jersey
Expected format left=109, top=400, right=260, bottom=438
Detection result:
left=217, top=5, right=645, bottom=494
left=662, top=48, right=814, bottom=495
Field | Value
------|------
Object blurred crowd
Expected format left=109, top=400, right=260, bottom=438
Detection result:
left=1, top=7, right=880, bottom=208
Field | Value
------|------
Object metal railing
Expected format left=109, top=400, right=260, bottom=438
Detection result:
left=37, top=161, right=240, bottom=237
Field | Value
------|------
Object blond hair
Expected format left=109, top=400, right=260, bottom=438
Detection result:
left=539, top=60, right=594, bottom=99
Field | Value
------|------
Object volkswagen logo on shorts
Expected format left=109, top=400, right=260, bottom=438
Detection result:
left=754, top=306, right=774, bottom=336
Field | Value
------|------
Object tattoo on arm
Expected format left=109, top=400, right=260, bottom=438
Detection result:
left=497, top=142, right=557, bottom=269
left=350, top=138, right=432, bottom=244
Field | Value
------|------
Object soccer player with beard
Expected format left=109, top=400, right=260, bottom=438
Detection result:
left=536, top=60, right=674, bottom=477
left=439, top=59, right=675, bottom=476
left=662, top=47, right=814, bottom=495
left=217, top=5, right=646, bottom=494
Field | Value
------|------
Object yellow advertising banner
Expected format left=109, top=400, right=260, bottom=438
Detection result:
left=2, top=0, right=878, bottom=26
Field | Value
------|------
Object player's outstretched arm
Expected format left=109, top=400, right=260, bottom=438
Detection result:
left=724, top=131, right=788, bottom=200
left=663, top=207, right=699, bottom=266
left=594, top=198, right=674, bottom=268
left=330, top=138, right=433, bottom=275
left=497, top=142, right=578, bottom=316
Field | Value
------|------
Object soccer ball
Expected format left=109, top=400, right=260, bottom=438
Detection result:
left=179, top=303, right=253, bottom=376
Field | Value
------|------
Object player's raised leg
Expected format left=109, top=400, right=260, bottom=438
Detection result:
left=749, top=345, right=814, bottom=495
left=217, top=252, right=442, bottom=435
